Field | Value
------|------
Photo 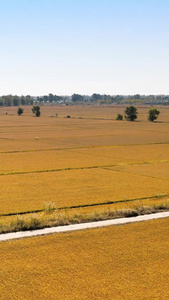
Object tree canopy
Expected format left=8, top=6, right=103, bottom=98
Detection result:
left=32, top=105, right=41, bottom=117
left=148, top=108, right=160, bottom=122
left=125, top=106, right=138, bottom=121
left=17, top=107, right=24, bottom=116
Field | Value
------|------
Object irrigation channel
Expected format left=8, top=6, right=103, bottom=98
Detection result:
left=0, top=211, right=169, bottom=242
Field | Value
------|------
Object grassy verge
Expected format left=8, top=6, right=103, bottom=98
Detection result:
left=0, top=200, right=169, bottom=234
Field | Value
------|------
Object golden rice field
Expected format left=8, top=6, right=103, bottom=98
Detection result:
left=0, top=167, right=169, bottom=215
left=0, top=105, right=169, bottom=218
left=1, top=144, right=169, bottom=174
left=0, top=217, right=169, bottom=299
left=0, top=106, right=169, bottom=152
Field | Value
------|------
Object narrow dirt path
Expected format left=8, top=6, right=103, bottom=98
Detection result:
left=0, top=211, right=169, bottom=242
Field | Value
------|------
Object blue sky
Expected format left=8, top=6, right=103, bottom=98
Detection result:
left=0, top=0, right=169, bottom=96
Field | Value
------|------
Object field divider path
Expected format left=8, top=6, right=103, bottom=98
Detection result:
left=102, top=166, right=169, bottom=182
left=0, top=160, right=169, bottom=176
left=1, top=141, right=169, bottom=154
left=0, top=211, right=169, bottom=242
left=1, top=194, right=168, bottom=217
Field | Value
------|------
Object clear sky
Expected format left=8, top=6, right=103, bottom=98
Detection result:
left=0, top=0, right=169, bottom=96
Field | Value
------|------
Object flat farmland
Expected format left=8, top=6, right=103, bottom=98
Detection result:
left=0, top=105, right=169, bottom=217
left=1, top=104, right=169, bottom=121
left=0, top=144, right=169, bottom=174
left=111, top=162, right=169, bottom=181
left=1, top=105, right=169, bottom=299
left=0, top=218, right=169, bottom=299
left=0, top=106, right=169, bottom=152
left=1, top=167, right=169, bottom=214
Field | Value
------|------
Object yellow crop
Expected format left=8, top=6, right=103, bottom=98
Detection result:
left=0, top=167, right=169, bottom=215
left=0, top=144, right=169, bottom=174
left=0, top=105, right=169, bottom=299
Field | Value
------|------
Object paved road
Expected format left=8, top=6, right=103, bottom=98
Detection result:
left=1, top=211, right=169, bottom=242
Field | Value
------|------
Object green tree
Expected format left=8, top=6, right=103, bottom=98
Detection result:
left=17, top=107, right=24, bottom=116
left=21, top=96, right=26, bottom=105
left=116, top=113, right=123, bottom=120
left=134, top=94, right=140, bottom=99
left=125, top=106, right=138, bottom=121
left=148, top=108, right=160, bottom=122
left=72, top=94, right=84, bottom=102
left=13, top=96, right=20, bottom=106
left=2, top=95, right=12, bottom=106
left=91, top=93, right=102, bottom=102
left=49, top=93, right=54, bottom=103
left=32, top=105, right=41, bottom=117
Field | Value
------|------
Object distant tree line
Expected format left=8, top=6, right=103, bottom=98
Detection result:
left=71, top=93, right=123, bottom=104
left=71, top=93, right=169, bottom=105
left=0, top=95, right=34, bottom=106
left=1, top=93, right=169, bottom=107
left=35, top=93, right=169, bottom=105
left=36, top=93, right=66, bottom=104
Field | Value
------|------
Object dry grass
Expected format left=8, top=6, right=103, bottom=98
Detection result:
left=0, top=217, right=169, bottom=299
left=0, top=199, right=169, bottom=234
